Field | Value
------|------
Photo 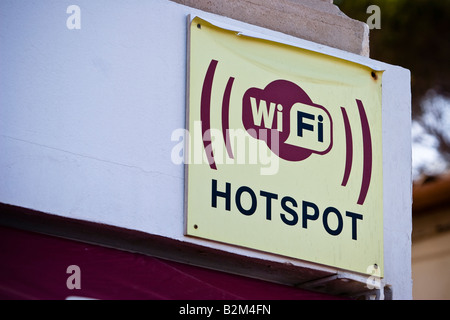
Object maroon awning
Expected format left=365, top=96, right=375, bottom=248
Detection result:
left=0, top=225, right=345, bottom=300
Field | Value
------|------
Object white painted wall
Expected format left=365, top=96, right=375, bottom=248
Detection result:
left=0, top=0, right=411, bottom=299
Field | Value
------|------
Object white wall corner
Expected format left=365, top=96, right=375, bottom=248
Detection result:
left=382, top=65, right=413, bottom=299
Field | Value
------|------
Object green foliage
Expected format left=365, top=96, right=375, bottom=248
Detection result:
left=334, top=0, right=450, bottom=116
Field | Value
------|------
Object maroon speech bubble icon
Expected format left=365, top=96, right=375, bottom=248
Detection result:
left=242, top=80, right=333, bottom=162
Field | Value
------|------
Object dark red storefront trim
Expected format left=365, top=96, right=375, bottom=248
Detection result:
left=0, top=203, right=346, bottom=300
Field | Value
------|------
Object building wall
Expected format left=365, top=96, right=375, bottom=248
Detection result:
left=412, top=174, right=450, bottom=299
left=169, top=0, right=370, bottom=56
left=412, top=232, right=450, bottom=299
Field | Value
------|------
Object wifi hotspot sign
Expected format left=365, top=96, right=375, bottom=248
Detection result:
left=184, top=17, right=384, bottom=276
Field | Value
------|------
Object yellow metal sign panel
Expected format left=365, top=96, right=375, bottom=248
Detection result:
left=185, top=17, right=383, bottom=276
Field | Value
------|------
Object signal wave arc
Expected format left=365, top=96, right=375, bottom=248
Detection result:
left=222, top=77, right=235, bottom=160
left=340, top=107, right=353, bottom=187
left=201, top=59, right=218, bottom=170
left=356, top=99, right=373, bottom=206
